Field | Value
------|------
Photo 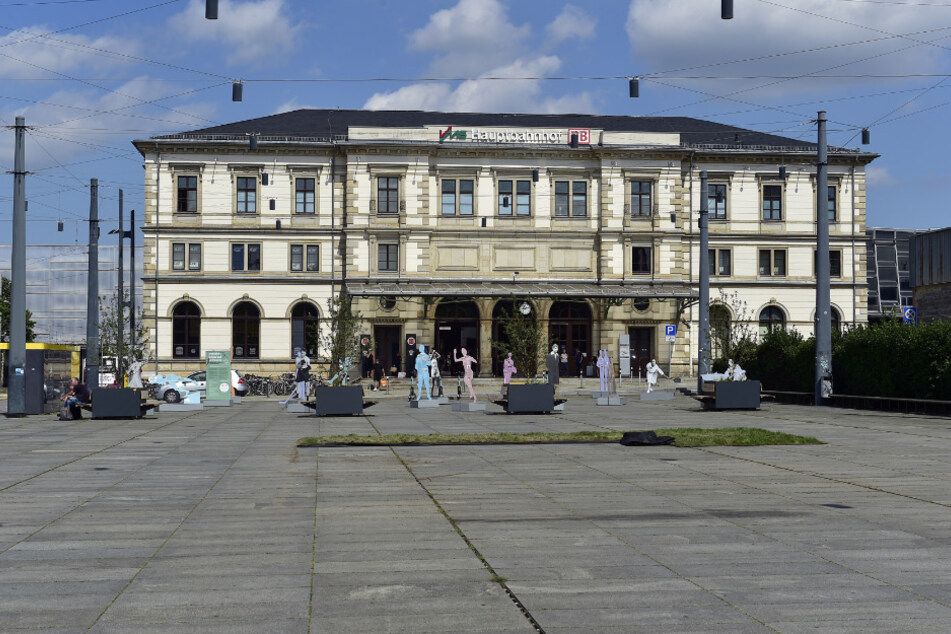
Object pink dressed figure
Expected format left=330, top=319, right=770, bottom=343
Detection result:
left=453, top=348, right=479, bottom=402
left=597, top=349, right=610, bottom=393
left=502, top=353, right=517, bottom=385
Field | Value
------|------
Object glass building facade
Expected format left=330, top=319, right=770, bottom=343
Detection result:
left=865, top=228, right=917, bottom=322
left=0, top=245, right=142, bottom=344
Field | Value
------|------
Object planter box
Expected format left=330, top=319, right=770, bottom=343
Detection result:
left=714, top=381, right=761, bottom=410
left=92, top=388, right=144, bottom=419
left=313, top=386, right=364, bottom=416
left=506, top=384, right=555, bottom=414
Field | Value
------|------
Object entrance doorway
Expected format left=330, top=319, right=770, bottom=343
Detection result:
left=491, top=300, right=532, bottom=376
left=433, top=301, right=480, bottom=377
left=548, top=301, right=592, bottom=376
left=374, top=325, right=401, bottom=375
left=628, top=327, right=653, bottom=377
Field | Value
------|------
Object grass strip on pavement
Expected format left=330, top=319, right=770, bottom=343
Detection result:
left=298, top=427, right=821, bottom=448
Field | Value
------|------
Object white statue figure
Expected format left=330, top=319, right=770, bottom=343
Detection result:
left=546, top=343, right=560, bottom=386
left=502, top=352, right=517, bottom=385
left=127, top=358, right=144, bottom=389
left=295, top=350, right=311, bottom=400
left=597, top=349, right=610, bottom=393
left=453, top=348, right=478, bottom=402
left=645, top=358, right=666, bottom=393
left=732, top=362, right=747, bottom=381
left=415, top=344, right=432, bottom=400
left=430, top=349, right=443, bottom=397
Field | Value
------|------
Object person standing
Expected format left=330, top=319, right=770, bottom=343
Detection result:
left=575, top=348, right=584, bottom=377
left=559, top=346, right=569, bottom=377
left=645, top=358, right=666, bottom=394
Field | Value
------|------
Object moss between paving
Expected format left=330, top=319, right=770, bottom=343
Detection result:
left=297, top=427, right=821, bottom=448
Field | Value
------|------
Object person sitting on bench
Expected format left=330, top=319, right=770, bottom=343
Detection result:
left=60, top=377, right=91, bottom=419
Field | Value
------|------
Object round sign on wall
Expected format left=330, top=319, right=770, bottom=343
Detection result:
left=219, top=382, right=230, bottom=393
left=407, top=336, right=416, bottom=346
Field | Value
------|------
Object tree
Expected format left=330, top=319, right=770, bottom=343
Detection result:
left=0, top=276, right=36, bottom=343
left=319, top=288, right=364, bottom=385
left=492, top=301, right=545, bottom=380
left=709, top=290, right=757, bottom=372
left=98, top=290, right=150, bottom=372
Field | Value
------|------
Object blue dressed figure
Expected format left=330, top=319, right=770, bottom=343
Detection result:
left=415, top=344, right=432, bottom=400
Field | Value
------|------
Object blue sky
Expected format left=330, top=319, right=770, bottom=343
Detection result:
left=1, top=0, right=949, bottom=248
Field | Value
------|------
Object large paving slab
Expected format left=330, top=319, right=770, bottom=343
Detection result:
left=0, top=395, right=950, bottom=632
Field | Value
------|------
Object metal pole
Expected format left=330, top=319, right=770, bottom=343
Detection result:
left=697, top=171, right=710, bottom=394
left=117, top=189, right=124, bottom=386
left=815, top=111, right=832, bottom=405
left=86, top=178, right=100, bottom=390
left=129, top=209, right=136, bottom=352
left=7, top=116, right=27, bottom=416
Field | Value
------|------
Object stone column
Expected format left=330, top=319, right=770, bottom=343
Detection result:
left=478, top=318, right=493, bottom=377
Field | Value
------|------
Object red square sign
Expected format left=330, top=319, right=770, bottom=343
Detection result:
left=568, top=128, right=591, bottom=145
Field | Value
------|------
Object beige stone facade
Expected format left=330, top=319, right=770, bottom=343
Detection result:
left=134, top=110, right=875, bottom=378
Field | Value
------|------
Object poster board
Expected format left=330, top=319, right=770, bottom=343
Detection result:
left=206, top=350, right=232, bottom=402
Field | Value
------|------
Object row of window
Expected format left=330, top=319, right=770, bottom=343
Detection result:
left=176, top=176, right=840, bottom=221
left=631, top=246, right=843, bottom=278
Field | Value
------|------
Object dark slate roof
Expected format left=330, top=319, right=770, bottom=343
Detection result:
left=157, top=108, right=830, bottom=150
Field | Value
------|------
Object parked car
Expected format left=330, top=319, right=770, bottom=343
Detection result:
left=149, top=374, right=191, bottom=404
left=181, top=370, right=249, bottom=398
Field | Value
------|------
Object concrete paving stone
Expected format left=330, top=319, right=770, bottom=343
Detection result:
left=530, top=604, right=760, bottom=629
left=741, top=599, right=951, bottom=622
left=312, top=613, right=534, bottom=633
left=0, top=607, right=103, bottom=630
left=88, top=618, right=309, bottom=634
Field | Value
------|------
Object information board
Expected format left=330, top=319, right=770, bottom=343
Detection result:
left=206, top=350, right=232, bottom=402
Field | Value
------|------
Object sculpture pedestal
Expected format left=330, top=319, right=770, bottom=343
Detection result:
left=410, top=399, right=440, bottom=408
left=597, top=395, right=627, bottom=406
left=284, top=401, right=310, bottom=413
left=590, top=391, right=609, bottom=399
left=205, top=399, right=232, bottom=407
left=159, top=402, right=203, bottom=412
left=451, top=401, right=486, bottom=412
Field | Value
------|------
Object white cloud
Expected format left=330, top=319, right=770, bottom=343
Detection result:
left=546, top=5, right=596, bottom=45
left=0, top=26, right=139, bottom=78
left=168, top=0, right=302, bottom=66
left=626, top=0, right=948, bottom=98
left=273, top=98, right=316, bottom=114
left=408, top=0, right=531, bottom=75
left=867, top=165, right=898, bottom=187
left=364, top=56, right=593, bottom=114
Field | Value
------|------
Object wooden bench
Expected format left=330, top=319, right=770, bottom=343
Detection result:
left=70, top=399, right=161, bottom=419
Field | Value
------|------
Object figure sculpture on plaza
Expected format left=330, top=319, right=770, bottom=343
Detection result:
left=126, top=357, right=145, bottom=389
left=502, top=352, right=517, bottom=385
left=725, top=358, right=747, bottom=382
left=430, top=349, right=443, bottom=397
left=415, top=344, right=432, bottom=400
left=596, top=349, right=610, bottom=393
left=546, top=343, right=560, bottom=386
left=645, top=358, right=666, bottom=394
left=453, top=348, right=478, bottom=402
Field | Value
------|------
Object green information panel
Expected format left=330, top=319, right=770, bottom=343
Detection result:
left=206, top=350, right=232, bottom=401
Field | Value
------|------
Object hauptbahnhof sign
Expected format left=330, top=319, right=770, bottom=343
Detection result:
left=439, top=126, right=591, bottom=145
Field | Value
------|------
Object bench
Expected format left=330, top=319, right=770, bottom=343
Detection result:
left=69, top=398, right=161, bottom=420
left=691, top=380, right=763, bottom=410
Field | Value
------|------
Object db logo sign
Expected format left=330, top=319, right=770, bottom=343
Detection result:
left=407, top=336, right=416, bottom=346
left=568, top=128, right=591, bottom=145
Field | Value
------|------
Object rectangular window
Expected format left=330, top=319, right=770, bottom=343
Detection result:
left=188, top=243, right=201, bottom=271
left=516, top=180, right=531, bottom=216
left=571, top=181, right=587, bottom=217
left=232, top=243, right=261, bottom=272
left=554, top=181, right=569, bottom=217
left=815, top=249, right=843, bottom=278
left=441, top=179, right=456, bottom=215
left=759, top=249, right=786, bottom=276
left=295, top=178, right=315, bottom=214
left=232, top=244, right=245, bottom=272
left=709, top=184, right=727, bottom=219
left=378, top=244, right=398, bottom=272
left=290, top=244, right=303, bottom=272
left=708, top=249, right=731, bottom=276
left=459, top=179, right=474, bottom=215
left=632, top=246, right=652, bottom=275
left=762, top=184, right=782, bottom=220
left=827, top=185, right=837, bottom=222
left=378, top=176, right=399, bottom=214
left=631, top=181, right=651, bottom=217
left=498, top=180, right=513, bottom=215
left=237, top=176, right=256, bottom=214
left=177, top=175, right=197, bottom=213
left=172, top=243, right=185, bottom=271
left=306, top=245, right=319, bottom=272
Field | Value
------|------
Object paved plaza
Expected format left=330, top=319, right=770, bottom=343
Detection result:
left=2, top=392, right=951, bottom=632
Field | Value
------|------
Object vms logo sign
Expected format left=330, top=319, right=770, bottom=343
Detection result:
left=439, top=126, right=467, bottom=142
left=568, top=128, right=591, bottom=145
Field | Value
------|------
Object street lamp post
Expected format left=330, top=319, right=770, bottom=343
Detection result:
left=697, top=171, right=710, bottom=395
left=814, top=111, right=832, bottom=405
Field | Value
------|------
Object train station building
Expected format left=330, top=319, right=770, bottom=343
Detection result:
left=133, top=109, right=876, bottom=377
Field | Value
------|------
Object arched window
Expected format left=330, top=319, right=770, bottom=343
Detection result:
left=709, top=304, right=731, bottom=360
left=232, top=301, right=260, bottom=359
left=759, top=306, right=785, bottom=337
left=291, top=303, right=320, bottom=357
left=172, top=301, right=201, bottom=358
left=831, top=307, right=841, bottom=333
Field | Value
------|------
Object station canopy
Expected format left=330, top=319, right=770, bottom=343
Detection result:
left=347, top=281, right=697, bottom=299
